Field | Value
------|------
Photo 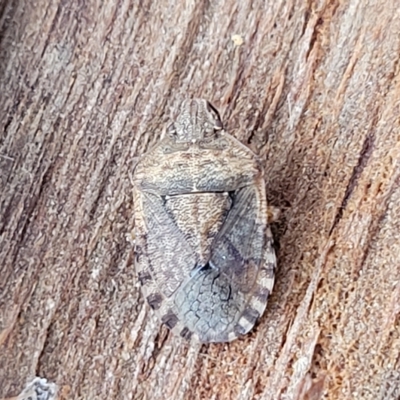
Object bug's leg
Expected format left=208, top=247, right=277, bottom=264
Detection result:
left=267, top=205, right=280, bottom=224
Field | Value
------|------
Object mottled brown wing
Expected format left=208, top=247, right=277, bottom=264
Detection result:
left=210, top=183, right=267, bottom=293
left=139, top=191, right=197, bottom=298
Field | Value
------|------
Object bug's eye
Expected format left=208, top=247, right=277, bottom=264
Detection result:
left=213, top=119, right=223, bottom=131
left=206, top=101, right=223, bottom=130
left=167, top=123, right=176, bottom=137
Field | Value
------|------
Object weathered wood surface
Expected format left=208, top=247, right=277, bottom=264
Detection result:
left=1, top=1, right=399, bottom=399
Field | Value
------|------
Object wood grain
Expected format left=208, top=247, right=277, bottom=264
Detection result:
left=1, top=1, right=399, bottom=399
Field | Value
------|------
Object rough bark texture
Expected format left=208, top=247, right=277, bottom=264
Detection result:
left=1, top=1, right=399, bottom=399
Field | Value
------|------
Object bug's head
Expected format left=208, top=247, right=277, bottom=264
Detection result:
left=167, top=98, right=223, bottom=142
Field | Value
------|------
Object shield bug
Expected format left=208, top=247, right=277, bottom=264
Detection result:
left=133, top=99, right=276, bottom=342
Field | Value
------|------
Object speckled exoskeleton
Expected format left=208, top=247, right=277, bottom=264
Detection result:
left=133, top=98, right=276, bottom=343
